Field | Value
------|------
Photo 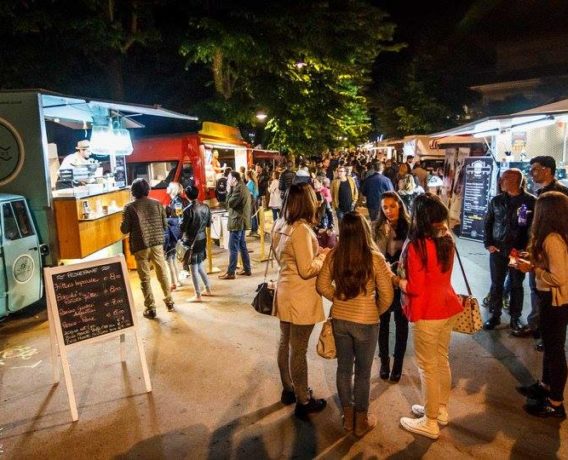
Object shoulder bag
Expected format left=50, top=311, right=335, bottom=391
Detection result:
left=452, top=246, right=483, bottom=334
left=317, top=310, right=336, bottom=359
left=251, top=243, right=275, bottom=315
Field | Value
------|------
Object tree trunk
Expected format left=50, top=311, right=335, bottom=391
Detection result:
left=106, top=53, right=126, bottom=100
left=212, top=49, right=231, bottom=100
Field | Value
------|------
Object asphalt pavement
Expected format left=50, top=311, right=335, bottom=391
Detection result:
left=0, top=226, right=566, bottom=459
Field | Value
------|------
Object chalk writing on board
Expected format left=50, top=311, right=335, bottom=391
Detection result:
left=51, top=262, right=133, bottom=345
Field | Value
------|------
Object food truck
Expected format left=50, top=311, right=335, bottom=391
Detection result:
left=0, top=89, right=197, bottom=318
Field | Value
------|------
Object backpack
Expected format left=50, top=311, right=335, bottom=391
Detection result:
left=215, top=176, right=228, bottom=202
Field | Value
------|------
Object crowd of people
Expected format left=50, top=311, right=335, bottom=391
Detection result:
left=119, top=150, right=568, bottom=441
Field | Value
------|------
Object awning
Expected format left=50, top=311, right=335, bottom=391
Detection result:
left=22, top=89, right=199, bottom=129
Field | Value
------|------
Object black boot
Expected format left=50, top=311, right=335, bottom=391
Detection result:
left=380, top=357, right=390, bottom=380
left=390, top=357, right=403, bottom=383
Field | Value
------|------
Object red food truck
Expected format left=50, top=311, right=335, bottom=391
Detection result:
left=127, top=122, right=251, bottom=205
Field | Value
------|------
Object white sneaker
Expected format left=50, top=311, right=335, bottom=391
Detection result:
left=411, top=404, right=448, bottom=426
left=187, top=296, right=203, bottom=302
left=400, top=416, right=440, bottom=439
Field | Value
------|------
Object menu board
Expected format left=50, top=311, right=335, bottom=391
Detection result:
left=50, top=260, right=134, bottom=345
left=460, top=157, right=493, bottom=241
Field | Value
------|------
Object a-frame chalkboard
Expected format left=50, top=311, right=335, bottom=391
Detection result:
left=44, top=255, right=151, bottom=421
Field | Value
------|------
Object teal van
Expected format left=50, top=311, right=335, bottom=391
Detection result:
left=0, top=194, right=44, bottom=318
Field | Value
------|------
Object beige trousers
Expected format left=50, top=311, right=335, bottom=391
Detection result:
left=134, top=245, right=172, bottom=310
left=412, top=314, right=459, bottom=419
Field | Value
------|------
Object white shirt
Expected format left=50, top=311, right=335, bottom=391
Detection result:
left=59, top=152, right=91, bottom=172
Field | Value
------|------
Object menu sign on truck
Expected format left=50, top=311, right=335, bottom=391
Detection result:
left=44, top=255, right=151, bottom=421
left=52, top=261, right=133, bottom=345
left=460, top=157, right=493, bottom=241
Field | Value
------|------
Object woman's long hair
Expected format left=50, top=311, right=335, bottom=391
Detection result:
left=374, top=191, right=410, bottom=242
left=332, top=211, right=377, bottom=300
left=282, top=183, right=318, bottom=224
left=407, top=193, right=454, bottom=272
left=529, top=191, right=568, bottom=267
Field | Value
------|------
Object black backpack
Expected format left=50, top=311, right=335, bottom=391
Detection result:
left=215, top=176, right=228, bottom=202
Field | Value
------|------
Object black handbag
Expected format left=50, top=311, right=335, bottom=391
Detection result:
left=251, top=242, right=275, bottom=315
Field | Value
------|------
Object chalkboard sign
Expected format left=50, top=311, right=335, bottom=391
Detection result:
left=460, top=157, right=494, bottom=241
left=45, top=255, right=151, bottom=422
left=51, top=261, right=133, bottom=345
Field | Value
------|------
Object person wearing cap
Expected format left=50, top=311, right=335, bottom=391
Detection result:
left=59, top=140, right=94, bottom=171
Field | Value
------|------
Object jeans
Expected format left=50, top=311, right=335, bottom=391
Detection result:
left=134, top=245, right=173, bottom=310
left=368, top=207, right=379, bottom=222
left=412, top=314, right=458, bottom=419
left=378, top=290, right=409, bottom=360
left=333, top=319, right=379, bottom=412
left=228, top=230, right=251, bottom=274
left=539, top=290, right=568, bottom=402
left=166, top=254, right=179, bottom=286
left=527, top=271, right=540, bottom=334
left=251, top=215, right=259, bottom=233
left=278, top=321, right=315, bottom=404
left=190, top=261, right=210, bottom=294
left=271, top=208, right=280, bottom=221
left=489, top=251, right=525, bottom=319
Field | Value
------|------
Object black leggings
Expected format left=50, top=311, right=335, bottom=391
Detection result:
left=378, top=289, right=409, bottom=360
left=539, top=290, right=568, bottom=402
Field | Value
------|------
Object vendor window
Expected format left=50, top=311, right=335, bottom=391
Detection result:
left=3, top=203, right=22, bottom=241
left=127, top=161, right=179, bottom=189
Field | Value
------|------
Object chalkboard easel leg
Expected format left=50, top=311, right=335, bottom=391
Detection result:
left=134, top=331, right=152, bottom=393
left=120, top=334, right=126, bottom=362
left=60, top=348, right=79, bottom=422
left=47, top=299, right=60, bottom=384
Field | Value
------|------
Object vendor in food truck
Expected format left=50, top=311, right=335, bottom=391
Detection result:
left=211, top=150, right=224, bottom=174
left=56, top=140, right=99, bottom=188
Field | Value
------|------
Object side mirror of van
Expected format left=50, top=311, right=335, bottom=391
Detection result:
left=40, top=244, right=50, bottom=256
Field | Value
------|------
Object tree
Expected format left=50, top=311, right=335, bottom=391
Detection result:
left=181, top=0, right=399, bottom=153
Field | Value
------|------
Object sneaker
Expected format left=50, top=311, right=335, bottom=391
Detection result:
left=294, top=397, right=327, bottom=418
left=400, top=416, right=440, bottom=439
left=143, top=308, right=156, bottom=319
left=187, top=296, right=202, bottom=303
left=516, top=381, right=549, bottom=400
left=281, top=389, right=296, bottom=405
left=524, top=399, right=566, bottom=419
left=166, top=301, right=175, bottom=312
left=411, top=404, right=448, bottom=426
left=202, top=288, right=213, bottom=296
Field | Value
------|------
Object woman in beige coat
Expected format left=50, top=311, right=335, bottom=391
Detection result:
left=272, top=183, right=330, bottom=418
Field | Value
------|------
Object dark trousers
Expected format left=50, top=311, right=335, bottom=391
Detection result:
left=378, top=290, right=408, bottom=360
left=228, top=230, right=250, bottom=274
left=489, top=251, right=525, bottom=319
left=539, top=290, right=568, bottom=402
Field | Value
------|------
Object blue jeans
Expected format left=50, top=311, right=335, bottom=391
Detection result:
left=191, top=261, right=210, bottom=294
left=228, top=230, right=250, bottom=274
left=333, top=319, right=379, bottom=411
left=271, top=208, right=280, bottom=221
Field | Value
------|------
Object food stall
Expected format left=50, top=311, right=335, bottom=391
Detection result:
left=0, top=89, right=197, bottom=269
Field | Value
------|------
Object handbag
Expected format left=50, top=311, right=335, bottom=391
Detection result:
left=175, top=240, right=189, bottom=263
left=317, top=314, right=336, bottom=359
left=452, top=246, right=483, bottom=334
left=251, top=241, right=275, bottom=315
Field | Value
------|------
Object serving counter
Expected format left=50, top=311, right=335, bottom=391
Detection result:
left=53, top=188, right=131, bottom=259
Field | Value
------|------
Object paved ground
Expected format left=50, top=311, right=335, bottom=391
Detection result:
left=1, top=224, right=566, bottom=459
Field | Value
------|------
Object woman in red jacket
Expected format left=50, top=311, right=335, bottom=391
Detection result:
left=398, top=193, right=463, bottom=440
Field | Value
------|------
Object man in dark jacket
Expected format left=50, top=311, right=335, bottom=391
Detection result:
left=361, top=161, right=394, bottom=221
left=219, top=171, right=252, bottom=279
left=279, top=161, right=296, bottom=199
left=483, top=169, right=536, bottom=333
left=121, top=178, right=174, bottom=319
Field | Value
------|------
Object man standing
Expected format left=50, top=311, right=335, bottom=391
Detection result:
left=331, top=165, right=358, bottom=222
left=522, top=156, right=568, bottom=344
left=219, top=171, right=252, bottom=279
left=483, top=169, right=536, bottom=333
left=279, top=161, right=296, bottom=200
left=121, top=178, right=175, bottom=319
left=412, top=160, right=429, bottom=189
left=361, top=160, right=394, bottom=221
